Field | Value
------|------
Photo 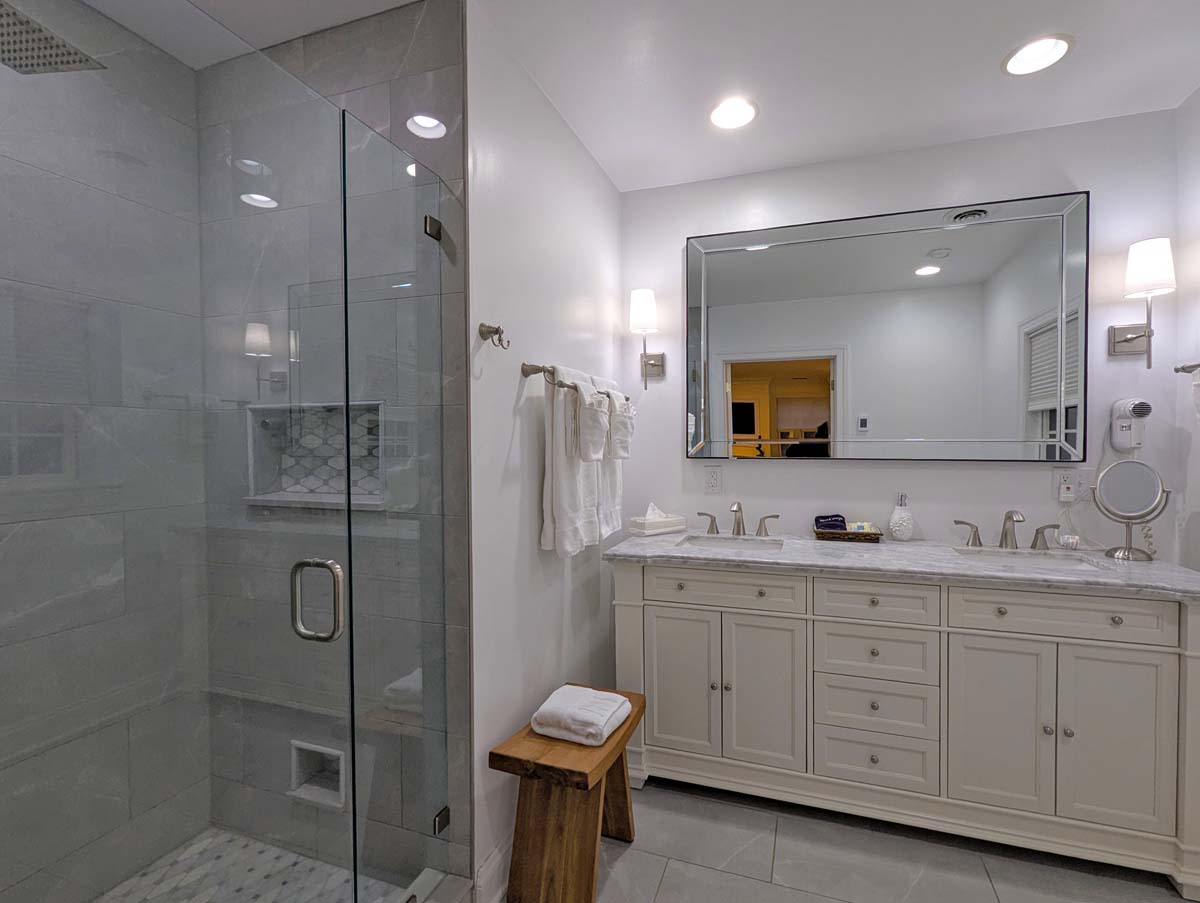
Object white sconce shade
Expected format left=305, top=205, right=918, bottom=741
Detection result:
left=1125, top=238, right=1176, bottom=298
left=629, top=289, right=659, bottom=334
left=244, top=322, right=272, bottom=357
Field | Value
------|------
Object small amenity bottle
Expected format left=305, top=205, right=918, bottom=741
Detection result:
left=888, top=492, right=914, bottom=542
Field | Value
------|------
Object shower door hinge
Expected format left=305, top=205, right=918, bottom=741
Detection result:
left=433, top=805, right=451, bottom=836
left=423, top=214, right=443, bottom=242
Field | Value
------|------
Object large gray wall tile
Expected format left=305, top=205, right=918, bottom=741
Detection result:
left=388, top=65, right=463, bottom=183
left=119, top=305, right=203, bottom=409
left=211, top=776, right=318, bottom=855
left=289, top=5, right=423, bottom=97
left=113, top=92, right=199, bottom=220
left=197, top=51, right=318, bottom=128
left=124, top=505, right=207, bottom=611
left=129, top=695, right=211, bottom=815
left=201, top=209, right=310, bottom=317
left=0, top=724, right=129, bottom=871
left=0, top=513, right=124, bottom=648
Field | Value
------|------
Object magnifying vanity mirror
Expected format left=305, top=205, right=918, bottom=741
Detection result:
left=686, top=192, right=1089, bottom=461
left=1093, top=459, right=1170, bottom=560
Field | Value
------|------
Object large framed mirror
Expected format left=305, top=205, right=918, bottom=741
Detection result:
left=686, top=192, right=1089, bottom=461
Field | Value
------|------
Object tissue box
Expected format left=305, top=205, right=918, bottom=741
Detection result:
left=628, top=515, right=687, bottom=536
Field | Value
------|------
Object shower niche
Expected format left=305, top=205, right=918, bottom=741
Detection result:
left=246, top=402, right=385, bottom=510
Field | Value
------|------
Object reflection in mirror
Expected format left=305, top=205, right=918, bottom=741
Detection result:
left=686, top=193, right=1089, bottom=461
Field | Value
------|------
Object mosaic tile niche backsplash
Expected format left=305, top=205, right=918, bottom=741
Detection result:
left=247, top=403, right=383, bottom=504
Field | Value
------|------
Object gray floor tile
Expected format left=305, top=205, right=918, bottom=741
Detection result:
left=628, top=785, right=777, bottom=881
left=983, top=852, right=1180, bottom=903
left=655, top=860, right=833, bottom=903
left=596, top=842, right=667, bottom=903
left=773, top=811, right=997, bottom=903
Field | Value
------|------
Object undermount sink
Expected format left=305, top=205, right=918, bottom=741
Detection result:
left=953, top=546, right=1104, bottom=572
left=677, top=534, right=784, bottom=552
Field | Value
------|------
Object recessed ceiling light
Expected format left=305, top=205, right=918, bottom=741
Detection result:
left=406, top=114, right=446, bottom=139
left=744, top=244, right=770, bottom=251
left=710, top=96, right=757, bottom=130
left=234, top=158, right=271, bottom=176
left=927, top=248, right=952, bottom=259
left=1003, top=35, right=1072, bottom=75
left=915, top=265, right=941, bottom=277
left=240, top=193, right=278, bottom=209
left=405, top=163, right=417, bottom=177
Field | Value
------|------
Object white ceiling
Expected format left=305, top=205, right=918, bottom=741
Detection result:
left=488, top=0, right=1200, bottom=192
left=80, top=0, right=413, bottom=69
left=703, top=218, right=1053, bottom=305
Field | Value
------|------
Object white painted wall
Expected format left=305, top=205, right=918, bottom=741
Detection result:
left=620, top=112, right=1182, bottom=551
left=1176, top=88, right=1200, bottom=569
left=465, top=0, right=622, bottom=893
left=705, top=285, right=988, bottom=453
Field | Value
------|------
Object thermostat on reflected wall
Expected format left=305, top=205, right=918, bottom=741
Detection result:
left=857, top=415, right=869, bottom=433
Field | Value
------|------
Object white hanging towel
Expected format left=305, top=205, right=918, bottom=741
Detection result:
left=530, top=685, right=632, bottom=747
left=593, top=376, right=624, bottom=539
left=575, top=382, right=610, bottom=463
left=605, top=390, right=635, bottom=460
left=541, top=365, right=600, bottom=558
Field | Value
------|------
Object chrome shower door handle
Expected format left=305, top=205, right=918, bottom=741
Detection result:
left=290, top=558, right=346, bottom=643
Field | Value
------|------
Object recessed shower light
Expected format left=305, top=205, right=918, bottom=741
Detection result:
left=240, top=193, right=278, bottom=209
left=406, top=114, right=446, bottom=139
left=927, top=248, right=952, bottom=259
left=710, top=96, right=757, bottom=130
left=405, top=163, right=417, bottom=177
left=744, top=244, right=770, bottom=251
left=1003, top=35, right=1072, bottom=75
left=234, top=158, right=271, bottom=176
left=915, top=265, right=941, bottom=276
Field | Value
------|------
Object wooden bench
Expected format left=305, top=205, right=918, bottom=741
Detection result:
left=488, top=687, right=646, bottom=903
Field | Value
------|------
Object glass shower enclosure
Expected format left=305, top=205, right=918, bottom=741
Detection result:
left=0, top=1, right=461, bottom=901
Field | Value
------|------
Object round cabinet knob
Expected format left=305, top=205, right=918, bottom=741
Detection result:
left=1063, top=727, right=1076, bottom=738
left=1110, top=615, right=1124, bottom=626
left=869, top=647, right=881, bottom=658
left=868, top=597, right=880, bottom=607
left=723, top=682, right=733, bottom=692
left=869, top=701, right=881, bottom=712
left=756, top=588, right=767, bottom=598
left=676, top=582, right=686, bottom=591
left=1042, top=725, right=1055, bottom=736
left=869, top=754, right=880, bottom=765
left=996, top=606, right=1008, bottom=617
left=710, top=682, right=719, bottom=692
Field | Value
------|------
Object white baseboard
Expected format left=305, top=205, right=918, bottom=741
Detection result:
left=473, top=840, right=511, bottom=903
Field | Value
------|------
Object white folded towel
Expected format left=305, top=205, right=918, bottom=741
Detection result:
left=593, top=377, right=624, bottom=539
left=541, top=365, right=600, bottom=558
left=605, top=390, right=635, bottom=460
left=531, top=685, right=632, bottom=747
left=575, top=383, right=610, bottom=463
left=383, top=668, right=422, bottom=714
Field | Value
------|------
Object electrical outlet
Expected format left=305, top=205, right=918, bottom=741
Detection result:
left=1052, top=468, right=1076, bottom=503
left=704, top=465, right=723, bottom=496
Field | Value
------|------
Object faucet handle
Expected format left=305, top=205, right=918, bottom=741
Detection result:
left=755, top=515, right=780, bottom=537
left=1031, top=524, right=1061, bottom=551
left=697, top=512, right=719, bottom=535
left=953, top=520, right=982, bottom=547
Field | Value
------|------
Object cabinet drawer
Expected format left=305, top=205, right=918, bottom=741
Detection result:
left=814, top=578, right=940, bottom=625
left=814, top=673, right=940, bottom=740
left=813, top=725, right=939, bottom=795
left=645, top=566, right=806, bottom=613
left=948, top=588, right=1178, bottom=647
left=814, top=622, right=940, bottom=685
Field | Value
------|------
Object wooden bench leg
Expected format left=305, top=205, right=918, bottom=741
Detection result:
left=507, top=775, right=605, bottom=903
left=601, top=750, right=635, bottom=842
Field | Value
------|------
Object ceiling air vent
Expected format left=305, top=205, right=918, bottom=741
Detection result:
left=948, top=208, right=989, bottom=224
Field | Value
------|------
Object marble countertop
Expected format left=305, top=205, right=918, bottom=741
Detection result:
left=603, top=532, right=1200, bottom=602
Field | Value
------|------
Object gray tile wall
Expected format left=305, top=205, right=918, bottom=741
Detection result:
left=0, top=1, right=210, bottom=900
left=195, top=0, right=469, bottom=883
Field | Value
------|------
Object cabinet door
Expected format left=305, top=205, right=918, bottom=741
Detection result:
left=721, top=613, right=806, bottom=771
left=948, top=635, right=1057, bottom=814
left=644, top=606, right=722, bottom=756
left=1057, top=645, right=1178, bottom=834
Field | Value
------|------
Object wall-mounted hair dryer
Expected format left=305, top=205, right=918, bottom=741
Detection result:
left=1110, top=397, right=1152, bottom=452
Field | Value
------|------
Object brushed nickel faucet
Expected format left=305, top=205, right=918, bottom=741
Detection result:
left=999, top=510, right=1026, bottom=549
left=756, top=514, right=780, bottom=537
left=953, top=520, right=982, bottom=547
left=730, top=501, right=747, bottom=536
left=1031, top=523, right=1060, bottom=550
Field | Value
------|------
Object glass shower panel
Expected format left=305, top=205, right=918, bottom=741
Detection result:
left=341, top=110, right=450, bottom=896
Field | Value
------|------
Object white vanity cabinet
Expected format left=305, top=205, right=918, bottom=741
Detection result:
left=609, top=551, right=1200, bottom=900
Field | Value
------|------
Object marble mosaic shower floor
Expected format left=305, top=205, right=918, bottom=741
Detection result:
left=92, top=827, right=415, bottom=903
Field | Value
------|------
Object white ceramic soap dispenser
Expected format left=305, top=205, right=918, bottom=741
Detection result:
left=888, top=492, right=914, bottom=542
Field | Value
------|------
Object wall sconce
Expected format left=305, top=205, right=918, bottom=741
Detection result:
left=630, top=288, right=664, bottom=389
left=1111, top=237, right=1176, bottom=369
left=244, top=322, right=287, bottom=398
